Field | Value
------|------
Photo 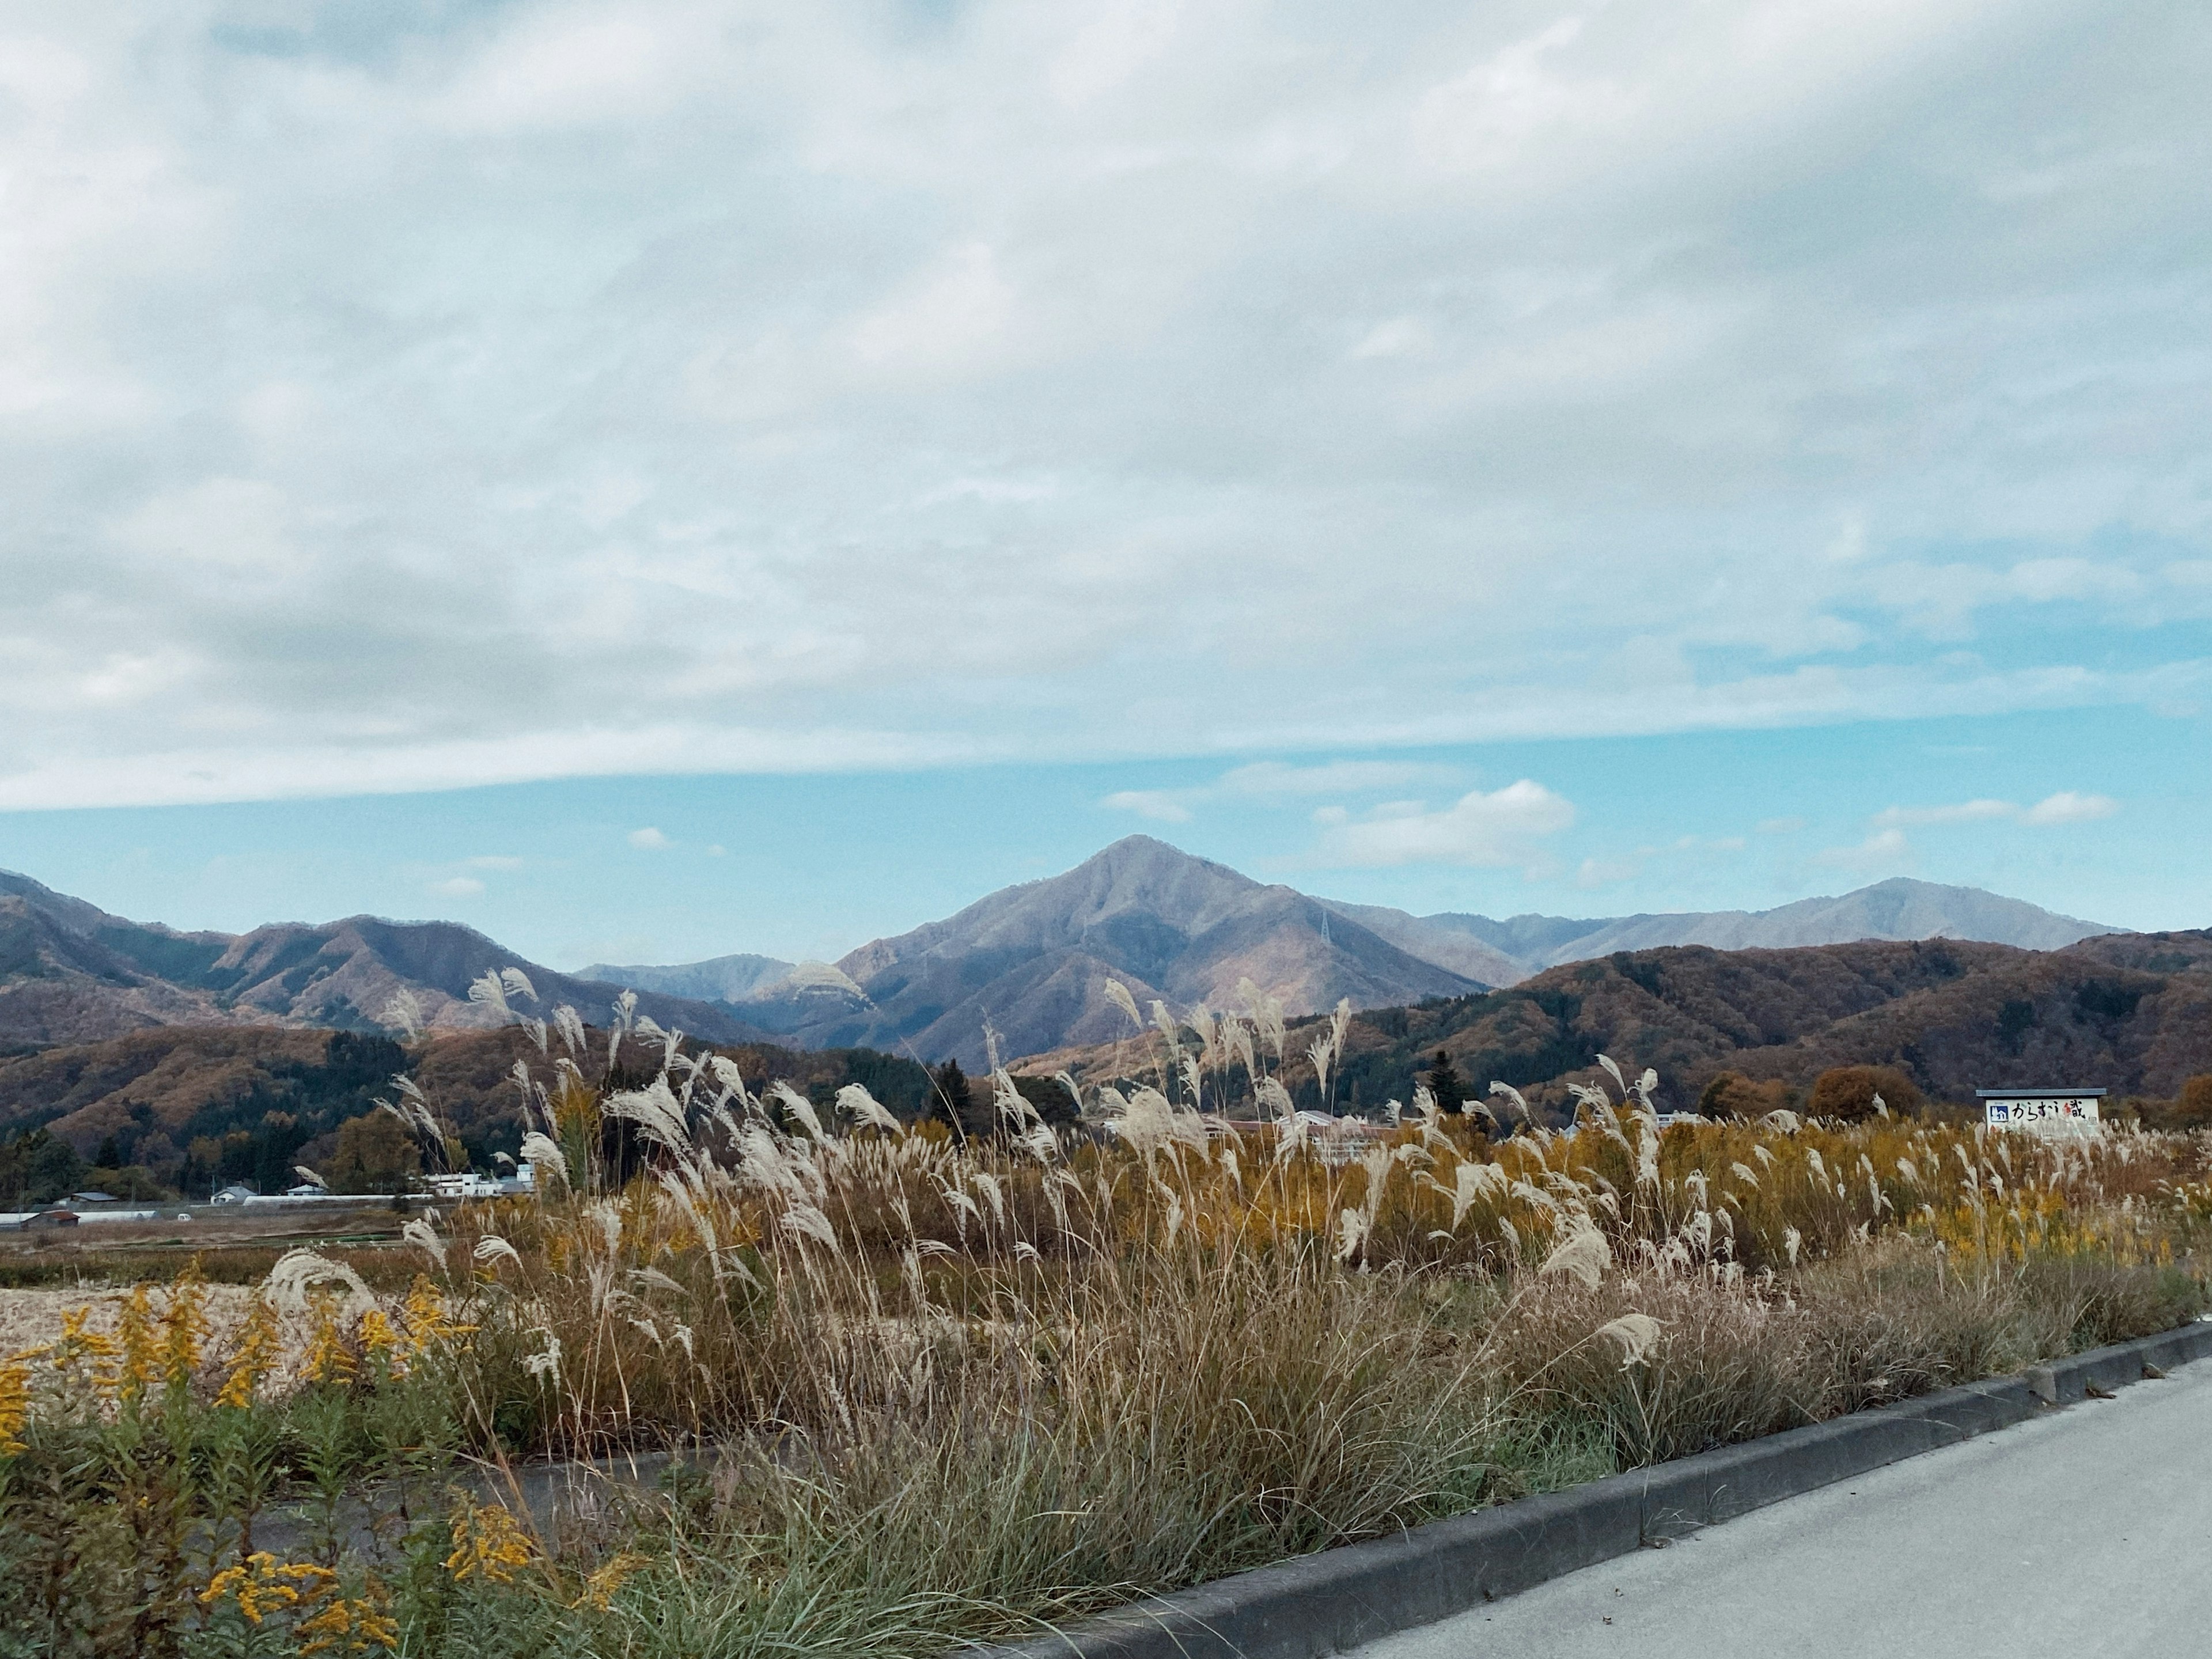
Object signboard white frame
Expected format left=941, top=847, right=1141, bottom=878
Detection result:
left=1979, top=1092, right=2103, bottom=1135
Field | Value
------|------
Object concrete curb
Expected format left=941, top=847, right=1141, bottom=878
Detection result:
left=964, top=1319, right=2212, bottom=1659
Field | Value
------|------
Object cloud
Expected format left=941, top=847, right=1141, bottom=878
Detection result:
left=1872, top=793, right=2119, bottom=829
left=1217, top=760, right=1462, bottom=798
left=2, top=6, right=2209, bottom=807
left=1575, top=857, right=1641, bottom=889
left=627, top=827, right=671, bottom=850
left=1101, top=789, right=1192, bottom=823
left=1872, top=799, right=2018, bottom=828
left=2024, top=790, right=2118, bottom=825
left=1813, top=828, right=1914, bottom=872
left=1101, top=759, right=1463, bottom=824
left=1756, top=817, right=1807, bottom=835
left=431, top=876, right=485, bottom=898
left=1315, top=780, right=1576, bottom=870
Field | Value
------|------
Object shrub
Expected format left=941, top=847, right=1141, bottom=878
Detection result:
left=2174, top=1074, right=2212, bottom=1131
left=1695, top=1071, right=1792, bottom=1119
left=1808, top=1065, right=1923, bottom=1122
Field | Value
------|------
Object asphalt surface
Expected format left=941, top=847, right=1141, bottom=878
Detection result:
left=1353, top=1359, right=2212, bottom=1659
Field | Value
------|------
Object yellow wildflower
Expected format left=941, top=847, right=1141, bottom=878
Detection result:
left=160, top=1261, right=211, bottom=1388
left=573, top=1551, right=651, bottom=1611
left=0, top=1359, right=29, bottom=1456
left=199, top=1553, right=336, bottom=1623
left=216, top=1296, right=283, bottom=1410
left=301, top=1290, right=357, bottom=1386
left=445, top=1500, right=536, bottom=1584
left=402, top=1275, right=471, bottom=1357
left=55, top=1306, right=120, bottom=1369
left=296, top=1584, right=399, bottom=1655
left=112, top=1283, right=160, bottom=1401
left=357, top=1309, right=406, bottom=1377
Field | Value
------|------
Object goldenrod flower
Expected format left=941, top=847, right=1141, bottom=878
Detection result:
left=55, top=1305, right=120, bottom=1369
left=402, top=1274, right=471, bottom=1357
left=302, top=1290, right=357, bottom=1386
left=112, top=1284, right=160, bottom=1401
left=216, top=1296, right=282, bottom=1410
left=199, top=1554, right=336, bottom=1623
left=573, top=1551, right=651, bottom=1611
left=445, top=1500, right=536, bottom=1584
left=160, top=1261, right=210, bottom=1388
left=0, top=1359, right=29, bottom=1456
left=296, top=1584, right=399, bottom=1655
left=357, top=1309, right=406, bottom=1377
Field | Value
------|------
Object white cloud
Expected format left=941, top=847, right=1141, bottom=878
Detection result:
left=1872, top=793, right=2119, bottom=829
left=1101, top=789, right=1192, bottom=823
left=627, top=827, right=671, bottom=850
left=1217, top=760, right=1462, bottom=798
left=1872, top=798, right=2018, bottom=828
left=0, top=5, right=2207, bottom=807
left=1101, top=759, right=1463, bottom=824
left=1575, top=856, right=1640, bottom=889
left=431, top=876, right=485, bottom=898
left=1813, top=828, right=1914, bottom=872
left=1316, top=780, right=1577, bottom=870
left=2025, top=790, right=2118, bottom=825
left=1349, top=317, right=1434, bottom=361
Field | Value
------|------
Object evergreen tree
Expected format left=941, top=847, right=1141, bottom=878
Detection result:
left=1425, top=1048, right=1465, bottom=1115
left=0, top=1129, right=88, bottom=1207
left=931, top=1059, right=983, bottom=1141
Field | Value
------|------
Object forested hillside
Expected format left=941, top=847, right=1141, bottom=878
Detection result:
left=0, top=1024, right=933, bottom=1196
left=1027, top=929, right=2212, bottom=1120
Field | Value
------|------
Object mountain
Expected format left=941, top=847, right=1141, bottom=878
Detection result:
left=0, top=1022, right=933, bottom=1185
left=1319, top=878, right=2116, bottom=986
left=1310, top=902, right=1527, bottom=987
left=725, top=836, right=1486, bottom=1067
left=577, top=953, right=796, bottom=1003
left=1030, top=929, right=2212, bottom=1120
left=0, top=869, right=775, bottom=1050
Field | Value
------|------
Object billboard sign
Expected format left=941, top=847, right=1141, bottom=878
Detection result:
left=1978, top=1090, right=2103, bottom=1135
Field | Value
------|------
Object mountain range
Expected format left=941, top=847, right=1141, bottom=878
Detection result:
left=0, top=868, right=772, bottom=1051
left=582, top=837, right=2116, bottom=1066
left=0, top=840, right=2120, bottom=1071
left=1029, top=927, right=2212, bottom=1120
left=1321, top=877, right=2111, bottom=987
left=0, top=846, right=2192, bottom=1176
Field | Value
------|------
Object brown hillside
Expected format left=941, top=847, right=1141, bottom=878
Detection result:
left=1023, top=931, right=2212, bottom=1119
left=0, top=1022, right=937, bottom=1185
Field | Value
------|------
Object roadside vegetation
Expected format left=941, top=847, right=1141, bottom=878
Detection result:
left=2, top=978, right=2207, bottom=1658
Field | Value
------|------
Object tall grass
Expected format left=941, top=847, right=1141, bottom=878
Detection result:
left=1, top=973, right=2206, bottom=1656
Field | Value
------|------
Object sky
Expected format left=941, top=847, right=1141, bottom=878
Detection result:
left=2, top=1, right=2207, bottom=969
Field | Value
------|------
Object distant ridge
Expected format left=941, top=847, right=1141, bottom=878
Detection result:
left=578, top=952, right=796, bottom=1004
left=2, top=849, right=2125, bottom=1070
left=1029, top=926, right=2212, bottom=1119
left=1320, top=877, right=2116, bottom=987
left=0, top=868, right=771, bottom=1049
left=728, top=836, right=1485, bottom=1068
left=585, top=846, right=2118, bottom=1068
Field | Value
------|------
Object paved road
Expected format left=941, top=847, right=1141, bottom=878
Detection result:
left=1354, top=1361, right=2212, bottom=1659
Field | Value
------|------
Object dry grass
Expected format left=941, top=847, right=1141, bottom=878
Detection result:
left=2, top=978, right=2207, bottom=1658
